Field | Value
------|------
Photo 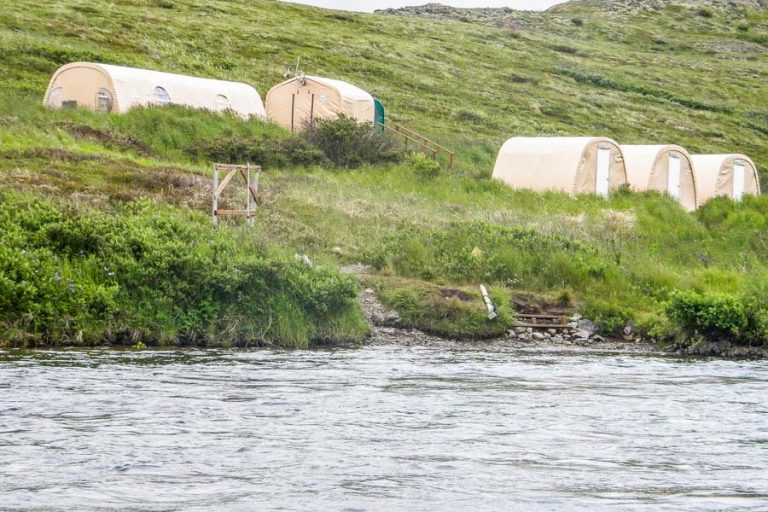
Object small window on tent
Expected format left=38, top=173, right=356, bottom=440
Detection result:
left=46, top=86, right=63, bottom=108
left=96, top=88, right=113, bottom=113
left=216, top=94, right=230, bottom=110
left=153, top=86, right=171, bottom=105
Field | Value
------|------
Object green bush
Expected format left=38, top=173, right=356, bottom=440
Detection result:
left=0, top=193, right=366, bottom=347
left=303, top=114, right=403, bottom=168
left=408, top=153, right=442, bottom=180
left=187, top=134, right=328, bottom=169
left=666, top=290, right=768, bottom=346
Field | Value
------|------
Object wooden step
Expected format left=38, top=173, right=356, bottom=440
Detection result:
left=516, top=313, right=570, bottom=320
left=513, top=323, right=572, bottom=329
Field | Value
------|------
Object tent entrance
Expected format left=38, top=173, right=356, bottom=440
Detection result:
left=374, top=98, right=385, bottom=128
left=596, top=147, right=611, bottom=197
left=291, top=91, right=316, bottom=132
left=733, top=162, right=745, bottom=201
left=668, top=155, right=681, bottom=199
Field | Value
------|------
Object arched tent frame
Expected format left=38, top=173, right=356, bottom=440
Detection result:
left=621, top=144, right=698, bottom=211
left=492, top=137, right=628, bottom=196
left=265, top=75, right=375, bottom=131
left=43, top=62, right=266, bottom=119
left=690, top=154, right=761, bottom=204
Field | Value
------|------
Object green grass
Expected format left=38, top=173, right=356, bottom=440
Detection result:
left=0, top=0, right=767, bottom=347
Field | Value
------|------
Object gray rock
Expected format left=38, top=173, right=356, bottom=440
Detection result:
left=547, top=328, right=557, bottom=335
left=576, top=319, right=597, bottom=334
left=574, top=330, right=592, bottom=339
left=532, top=332, right=545, bottom=340
left=385, top=311, right=401, bottom=324
left=515, top=327, right=527, bottom=334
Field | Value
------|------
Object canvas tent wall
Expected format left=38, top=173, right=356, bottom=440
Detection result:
left=492, top=137, right=628, bottom=196
left=621, top=145, right=698, bottom=211
left=265, top=75, right=375, bottom=131
left=43, top=62, right=266, bottom=118
left=690, top=154, right=760, bottom=204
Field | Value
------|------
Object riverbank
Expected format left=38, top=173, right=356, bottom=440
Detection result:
left=1, top=0, right=768, bottom=352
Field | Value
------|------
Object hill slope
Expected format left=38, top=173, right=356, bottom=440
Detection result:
left=1, top=0, right=767, bottom=349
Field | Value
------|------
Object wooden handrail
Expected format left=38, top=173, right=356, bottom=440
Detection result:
left=377, top=122, right=455, bottom=168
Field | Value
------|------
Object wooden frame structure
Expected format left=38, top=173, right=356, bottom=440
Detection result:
left=377, top=122, right=455, bottom=168
left=212, top=163, right=261, bottom=226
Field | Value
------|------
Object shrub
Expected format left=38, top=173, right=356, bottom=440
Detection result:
left=666, top=290, right=768, bottom=346
left=0, top=193, right=366, bottom=347
left=188, top=134, right=328, bottom=169
left=571, top=18, right=584, bottom=27
left=408, top=153, right=442, bottom=180
left=303, top=114, right=403, bottom=168
left=696, top=8, right=714, bottom=18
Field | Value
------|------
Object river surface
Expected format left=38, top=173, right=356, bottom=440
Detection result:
left=2, top=345, right=767, bottom=511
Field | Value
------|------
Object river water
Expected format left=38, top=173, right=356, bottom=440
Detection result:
left=2, top=345, right=767, bottom=511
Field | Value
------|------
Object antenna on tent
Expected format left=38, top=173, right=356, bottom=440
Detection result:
left=294, top=57, right=306, bottom=85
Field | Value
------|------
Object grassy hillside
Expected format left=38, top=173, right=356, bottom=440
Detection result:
left=1, top=0, right=767, bottom=348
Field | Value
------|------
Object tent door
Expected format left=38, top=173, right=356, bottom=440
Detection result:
left=596, top=147, right=611, bottom=197
left=733, top=162, right=745, bottom=201
left=668, top=155, right=681, bottom=199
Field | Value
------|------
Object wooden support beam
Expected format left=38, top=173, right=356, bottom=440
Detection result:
left=215, top=209, right=258, bottom=217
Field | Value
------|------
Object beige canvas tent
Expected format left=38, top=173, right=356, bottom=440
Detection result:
left=621, top=145, right=698, bottom=211
left=492, top=137, right=628, bottom=196
left=690, top=154, right=760, bottom=204
left=265, top=75, right=375, bottom=131
left=43, top=62, right=266, bottom=118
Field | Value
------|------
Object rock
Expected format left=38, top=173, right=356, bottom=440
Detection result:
left=532, top=332, right=545, bottom=340
left=576, top=319, right=597, bottom=334
left=507, top=329, right=517, bottom=338
left=571, top=313, right=582, bottom=322
left=515, top=327, right=527, bottom=334
left=547, top=329, right=557, bottom=335
left=332, top=246, right=344, bottom=256
left=385, top=311, right=401, bottom=324
left=526, top=327, right=533, bottom=334
left=574, top=330, right=592, bottom=339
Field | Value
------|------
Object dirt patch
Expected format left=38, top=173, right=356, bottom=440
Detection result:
left=55, top=122, right=153, bottom=156
left=441, top=288, right=472, bottom=301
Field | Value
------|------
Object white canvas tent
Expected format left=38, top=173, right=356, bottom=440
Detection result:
left=43, top=62, right=266, bottom=118
left=265, top=75, right=375, bottom=131
left=492, top=137, right=628, bottom=196
left=621, top=145, right=698, bottom=211
left=690, top=154, right=760, bottom=204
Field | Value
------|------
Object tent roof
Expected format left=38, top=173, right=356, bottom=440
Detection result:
left=51, top=62, right=265, bottom=117
left=621, top=144, right=694, bottom=188
left=270, top=75, right=373, bottom=103
left=690, top=154, right=760, bottom=200
left=493, top=136, right=625, bottom=193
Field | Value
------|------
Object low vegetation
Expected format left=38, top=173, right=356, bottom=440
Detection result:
left=0, top=192, right=366, bottom=348
left=0, top=0, right=767, bottom=349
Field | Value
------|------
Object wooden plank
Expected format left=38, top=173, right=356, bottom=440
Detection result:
left=215, top=209, right=257, bottom=217
left=214, top=169, right=238, bottom=197
left=513, top=323, right=572, bottom=329
left=516, top=314, right=570, bottom=320
left=215, top=163, right=249, bottom=172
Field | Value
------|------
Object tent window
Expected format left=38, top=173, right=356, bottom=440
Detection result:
left=46, top=86, right=63, bottom=108
left=668, top=155, right=681, bottom=199
left=733, top=162, right=745, bottom=201
left=596, top=148, right=611, bottom=197
left=153, top=86, right=171, bottom=105
left=96, top=88, right=113, bottom=113
left=216, top=94, right=230, bottom=110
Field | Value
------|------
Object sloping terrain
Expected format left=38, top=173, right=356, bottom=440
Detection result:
left=1, top=0, right=767, bottom=348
